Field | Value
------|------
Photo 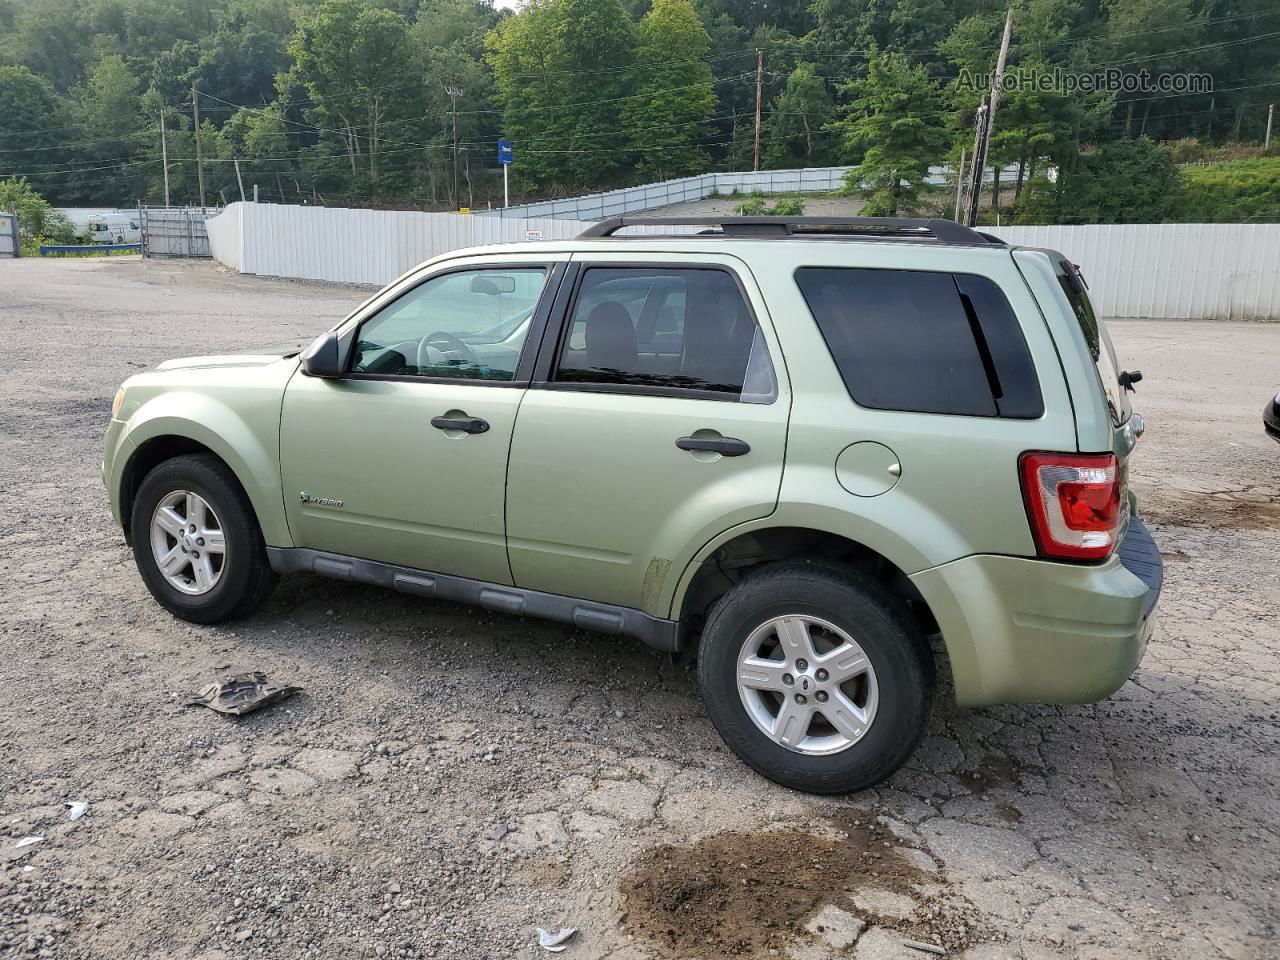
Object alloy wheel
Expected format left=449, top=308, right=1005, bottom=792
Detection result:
left=736, top=614, right=879, bottom=755
left=149, top=490, right=227, bottom=595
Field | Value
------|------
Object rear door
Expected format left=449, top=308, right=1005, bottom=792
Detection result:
left=504, top=254, right=790, bottom=613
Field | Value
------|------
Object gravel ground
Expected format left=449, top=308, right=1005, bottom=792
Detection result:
left=1, top=257, right=1277, bottom=960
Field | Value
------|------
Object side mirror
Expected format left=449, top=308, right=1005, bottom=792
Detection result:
left=300, top=332, right=344, bottom=378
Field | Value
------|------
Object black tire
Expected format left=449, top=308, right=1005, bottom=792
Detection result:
left=129, top=453, right=276, bottom=623
left=697, top=560, right=933, bottom=794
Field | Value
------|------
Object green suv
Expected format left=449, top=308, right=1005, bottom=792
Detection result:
left=103, top=216, right=1162, bottom=793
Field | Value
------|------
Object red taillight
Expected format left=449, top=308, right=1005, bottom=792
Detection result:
left=1019, top=452, right=1125, bottom=560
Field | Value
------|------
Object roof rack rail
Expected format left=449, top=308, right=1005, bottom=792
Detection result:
left=578, top=215, right=1002, bottom=245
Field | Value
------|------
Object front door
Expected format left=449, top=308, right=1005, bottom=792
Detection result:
left=505, top=256, right=790, bottom=613
left=280, top=257, right=564, bottom=584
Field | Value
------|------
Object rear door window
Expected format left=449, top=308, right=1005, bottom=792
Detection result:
left=1054, top=259, right=1130, bottom=425
left=553, top=267, right=776, bottom=402
left=795, top=267, right=1042, bottom=418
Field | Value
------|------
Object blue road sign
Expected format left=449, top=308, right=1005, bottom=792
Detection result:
left=497, top=140, right=514, bottom=165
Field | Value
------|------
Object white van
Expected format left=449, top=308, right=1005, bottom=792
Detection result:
left=86, top=214, right=141, bottom=245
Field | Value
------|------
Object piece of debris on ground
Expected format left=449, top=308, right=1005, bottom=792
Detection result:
left=184, top=671, right=302, bottom=716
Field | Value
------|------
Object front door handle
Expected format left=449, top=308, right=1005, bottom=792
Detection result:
left=676, top=435, right=750, bottom=457
left=431, top=415, right=489, bottom=434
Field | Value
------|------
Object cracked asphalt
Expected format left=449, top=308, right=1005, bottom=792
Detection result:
left=1, top=257, right=1277, bottom=960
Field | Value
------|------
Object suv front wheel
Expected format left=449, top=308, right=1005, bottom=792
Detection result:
left=129, top=454, right=276, bottom=623
left=698, top=561, right=933, bottom=793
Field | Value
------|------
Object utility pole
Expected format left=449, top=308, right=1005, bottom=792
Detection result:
left=159, top=110, right=170, bottom=207
left=963, top=104, right=988, bottom=226
left=445, top=84, right=463, bottom=209
left=1266, top=103, right=1275, bottom=152
left=953, top=147, right=966, bottom=221
left=964, top=6, right=1013, bottom=226
left=753, top=49, right=764, bottom=172
left=233, top=156, right=246, bottom=203
left=192, top=81, right=206, bottom=208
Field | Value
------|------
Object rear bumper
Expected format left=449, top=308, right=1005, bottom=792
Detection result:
left=911, top=517, right=1162, bottom=707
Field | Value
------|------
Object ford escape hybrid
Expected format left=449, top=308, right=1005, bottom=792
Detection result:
left=103, top=216, right=1162, bottom=793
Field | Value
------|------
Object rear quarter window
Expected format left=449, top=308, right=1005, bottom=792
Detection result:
left=794, top=267, right=1042, bottom=418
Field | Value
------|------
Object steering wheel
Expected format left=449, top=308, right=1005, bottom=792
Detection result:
left=417, top=331, right=480, bottom=371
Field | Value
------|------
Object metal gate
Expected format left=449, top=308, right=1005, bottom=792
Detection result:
left=141, top=206, right=216, bottom=258
left=0, top=211, right=18, bottom=257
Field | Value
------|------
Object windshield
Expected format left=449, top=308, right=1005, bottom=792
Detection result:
left=1055, top=259, right=1130, bottom=425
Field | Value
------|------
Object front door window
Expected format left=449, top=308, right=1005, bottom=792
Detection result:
left=353, top=267, right=548, bottom=381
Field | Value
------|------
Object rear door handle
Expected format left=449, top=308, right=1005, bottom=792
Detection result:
left=431, top=415, right=489, bottom=434
left=676, top=435, right=750, bottom=457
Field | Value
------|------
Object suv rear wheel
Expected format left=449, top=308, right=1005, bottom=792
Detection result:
left=698, top=561, right=933, bottom=793
left=129, top=454, right=276, bottom=623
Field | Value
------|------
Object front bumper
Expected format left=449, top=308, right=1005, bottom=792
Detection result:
left=911, top=517, right=1163, bottom=707
left=102, top=416, right=132, bottom=527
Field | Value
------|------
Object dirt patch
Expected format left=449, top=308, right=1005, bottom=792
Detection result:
left=1143, top=486, right=1280, bottom=530
left=954, top=755, right=1044, bottom=795
left=994, top=802, right=1024, bottom=824
left=618, top=815, right=982, bottom=959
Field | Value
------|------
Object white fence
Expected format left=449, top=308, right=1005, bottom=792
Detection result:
left=207, top=202, right=587, bottom=286
left=989, top=223, right=1280, bottom=320
left=206, top=202, right=1280, bottom=319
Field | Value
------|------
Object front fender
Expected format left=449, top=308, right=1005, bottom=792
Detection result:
left=118, top=391, right=292, bottom=547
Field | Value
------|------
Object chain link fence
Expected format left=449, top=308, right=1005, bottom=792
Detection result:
left=141, top=207, right=219, bottom=258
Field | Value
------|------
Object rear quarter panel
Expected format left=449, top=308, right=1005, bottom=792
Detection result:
left=668, top=240, right=1079, bottom=616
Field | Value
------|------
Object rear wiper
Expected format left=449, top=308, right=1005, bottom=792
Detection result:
left=1119, top=370, right=1143, bottom=392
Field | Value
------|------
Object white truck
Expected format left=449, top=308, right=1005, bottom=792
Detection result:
left=86, top=213, right=141, bottom=245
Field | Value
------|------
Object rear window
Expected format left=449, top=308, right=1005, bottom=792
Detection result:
left=795, top=267, right=1042, bottom=418
left=1054, top=260, right=1130, bottom=425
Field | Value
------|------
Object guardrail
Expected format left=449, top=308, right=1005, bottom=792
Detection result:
left=479, top=163, right=1022, bottom=221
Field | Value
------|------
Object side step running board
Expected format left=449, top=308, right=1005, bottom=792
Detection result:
left=266, top=547, right=682, bottom=652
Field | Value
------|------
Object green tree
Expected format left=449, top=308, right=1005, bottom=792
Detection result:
left=622, top=0, right=716, bottom=179
left=1015, top=137, right=1183, bottom=223
left=0, top=66, right=73, bottom=200
left=1105, top=0, right=1200, bottom=137
left=487, top=0, right=637, bottom=188
left=287, top=0, right=423, bottom=191
left=764, top=61, right=833, bottom=168
left=833, top=49, right=949, bottom=216
left=411, top=0, right=500, bottom=206
left=0, top=0, right=93, bottom=91
left=0, top=177, right=76, bottom=239
left=65, top=54, right=150, bottom=204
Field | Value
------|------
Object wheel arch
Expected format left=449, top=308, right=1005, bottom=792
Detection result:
left=671, top=524, right=952, bottom=691
left=675, top=525, right=935, bottom=629
left=117, top=416, right=290, bottom=548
